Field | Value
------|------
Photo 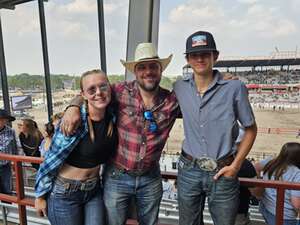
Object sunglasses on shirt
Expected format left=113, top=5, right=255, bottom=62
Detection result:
left=143, top=110, right=158, bottom=133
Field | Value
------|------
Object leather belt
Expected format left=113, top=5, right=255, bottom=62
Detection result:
left=182, top=151, right=234, bottom=171
left=114, top=164, right=158, bottom=177
left=56, top=176, right=99, bottom=191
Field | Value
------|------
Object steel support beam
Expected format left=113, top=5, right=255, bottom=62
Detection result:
left=38, top=0, right=52, bottom=120
left=125, top=0, right=160, bottom=80
left=0, top=14, right=10, bottom=112
left=97, top=0, right=107, bottom=74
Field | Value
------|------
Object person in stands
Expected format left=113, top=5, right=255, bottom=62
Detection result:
left=0, top=109, right=18, bottom=196
left=18, top=118, right=43, bottom=170
left=39, top=121, right=55, bottom=157
left=254, top=142, right=300, bottom=225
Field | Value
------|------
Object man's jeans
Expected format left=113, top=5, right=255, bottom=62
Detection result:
left=103, top=165, right=162, bottom=225
left=47, top=176, right=105, bottom=225
left=178, top=154, right=239, bottom=225
left=0, top=163, right=12, bottom=194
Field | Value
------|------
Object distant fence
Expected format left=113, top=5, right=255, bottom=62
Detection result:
left=258, top=127, right=299, bottom=135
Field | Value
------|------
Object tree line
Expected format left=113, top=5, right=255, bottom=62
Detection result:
left=1, top=73, right=179, bottom=91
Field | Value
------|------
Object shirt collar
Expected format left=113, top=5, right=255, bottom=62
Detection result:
left=183, top=69, right=230, bottom=86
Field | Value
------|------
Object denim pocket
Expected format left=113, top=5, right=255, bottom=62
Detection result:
left=51, top=182, right=69, bottom=197
left=222, top=175, right=237, bottom=181
left=178, top=155, right=193, bottom=170
left=105, top=166, right=123, bottom=179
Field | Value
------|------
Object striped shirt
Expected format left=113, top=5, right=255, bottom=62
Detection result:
left=112, top=81, right=180, bottom=171
left=0, top=126, right=18, bottom=166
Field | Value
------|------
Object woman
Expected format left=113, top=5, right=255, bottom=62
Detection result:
left=254, top=142, right=300, bottom=225
left=35, top=69, right=118, bottom=225
left=19, top=118, right=43, bottom=170
left=39, top=121, right=55, bottom=157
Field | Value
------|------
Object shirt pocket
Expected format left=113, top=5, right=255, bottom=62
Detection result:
left=118, top=106, right=139, bottom=130
left=154, top=111, right=170, bottom=132
left=207, top=102, right=235, bottom=122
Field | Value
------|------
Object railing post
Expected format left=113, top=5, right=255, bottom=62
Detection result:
left=276, top=188, right=285, bottom=225
left=14, top=161, right=27, bottom=225
left=1, top=205, right=8, bottom=225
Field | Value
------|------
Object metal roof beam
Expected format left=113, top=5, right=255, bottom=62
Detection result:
left=0, top=0, right=47, bottom=10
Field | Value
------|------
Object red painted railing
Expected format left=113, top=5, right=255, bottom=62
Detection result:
left=0, top=153, right=43, bottom=225
left=1, top=153, right=300, bottom=225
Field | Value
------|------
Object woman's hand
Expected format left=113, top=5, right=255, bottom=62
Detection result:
left=60, top=106, right=81, bottom=136
left=35, top=197, right=47, bottom=217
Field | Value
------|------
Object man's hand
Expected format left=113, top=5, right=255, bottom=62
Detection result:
left=60, top=106, right=81, bottom=136
left=35, top=197, right=47, bottom=217
left=213, top=164, right=239, bottom=180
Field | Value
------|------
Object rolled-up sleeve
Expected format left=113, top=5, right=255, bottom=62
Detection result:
left=235, top=83, right=255, bottom=127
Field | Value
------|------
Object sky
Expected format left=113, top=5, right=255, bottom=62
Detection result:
left=1, top=0, right=300, bottom=76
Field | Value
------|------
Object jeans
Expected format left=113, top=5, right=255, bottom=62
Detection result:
left=103, top=164, right=162, bottom=225
left=260, top=203, right=299, bottom=225
left=177, top=154, right=239, bottom=225
left=235, top=213, right=252, bottom=225
left=0, top=163, right=12, bottom=194
left=47, top=176, right=105, bottom=225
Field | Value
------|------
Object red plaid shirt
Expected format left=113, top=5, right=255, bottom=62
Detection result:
left=112, top=81, right=180, bottom=171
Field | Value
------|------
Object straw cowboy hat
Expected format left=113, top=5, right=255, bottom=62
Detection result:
left=120, top=43, right=173, bottom=74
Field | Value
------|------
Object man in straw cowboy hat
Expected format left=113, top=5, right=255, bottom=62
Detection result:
left=173, top=31, right=257, bottom=225
left=60, top=42, right=181, bottom=225
left=0, top=109, right=18, bottom=196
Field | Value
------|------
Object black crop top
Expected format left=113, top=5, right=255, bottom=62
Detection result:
left=65, top=114, right=118, bottom=168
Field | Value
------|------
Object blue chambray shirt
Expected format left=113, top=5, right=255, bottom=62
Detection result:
left=35, top=106, right=88, bottom=198
left=173, top=70, right=255, bottom=160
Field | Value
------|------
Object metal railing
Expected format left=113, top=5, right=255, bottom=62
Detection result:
left=1, top=153, right=300, bottom=225
left=0, top=153, right=43, bottom=225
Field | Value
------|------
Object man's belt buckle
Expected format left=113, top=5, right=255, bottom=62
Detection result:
left=196, top=157, right=217, bottom=172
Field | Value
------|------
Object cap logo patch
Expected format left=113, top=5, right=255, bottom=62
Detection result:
left=192, top=35, right=207, bottom=47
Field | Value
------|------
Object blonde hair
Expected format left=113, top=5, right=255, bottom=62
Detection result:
left=80, top=69, right=114, bottom=141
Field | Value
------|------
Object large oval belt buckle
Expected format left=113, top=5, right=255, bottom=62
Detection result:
left=197, top=157, right=217, bottom=171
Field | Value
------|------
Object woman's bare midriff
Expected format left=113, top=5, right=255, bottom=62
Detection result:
left=58, top=163, right=100, bottom=181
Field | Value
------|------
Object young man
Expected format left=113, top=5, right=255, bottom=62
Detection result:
left=61, top=43, right=180, bottom=225
left=173, top=31, right=257, bottom=225
left=0, top=109, right=18, bottom=195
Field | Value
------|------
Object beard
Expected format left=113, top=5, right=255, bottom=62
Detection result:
left=137, top=79, right=160, bottom=92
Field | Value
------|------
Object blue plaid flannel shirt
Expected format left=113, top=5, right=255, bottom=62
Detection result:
left=0, top=126, right=18, bottom=166
left=35, top=106, right=88, bottom=198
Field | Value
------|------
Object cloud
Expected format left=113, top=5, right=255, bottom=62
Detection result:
left=245, top=4, right=297, bottom=38
left=237, top=0, right=259, bottom=4
left=159, top=0, right=300, bottom=75
left=57, top=0, right=97, bottom=14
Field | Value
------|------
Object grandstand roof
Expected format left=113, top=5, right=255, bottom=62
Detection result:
left=0, top=0, right=46, bottom=9
left=214, top=57, right=300, bottom=68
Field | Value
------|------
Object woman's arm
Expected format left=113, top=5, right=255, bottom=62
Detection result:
left=254, top=161, right=264, bottom=178
left=291, top=196, right=300, bottom=213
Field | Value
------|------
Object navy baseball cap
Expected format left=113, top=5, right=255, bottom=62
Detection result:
left=0, top=109, right=15, bottom=121
left=185, top=31, right=218, bottom=54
